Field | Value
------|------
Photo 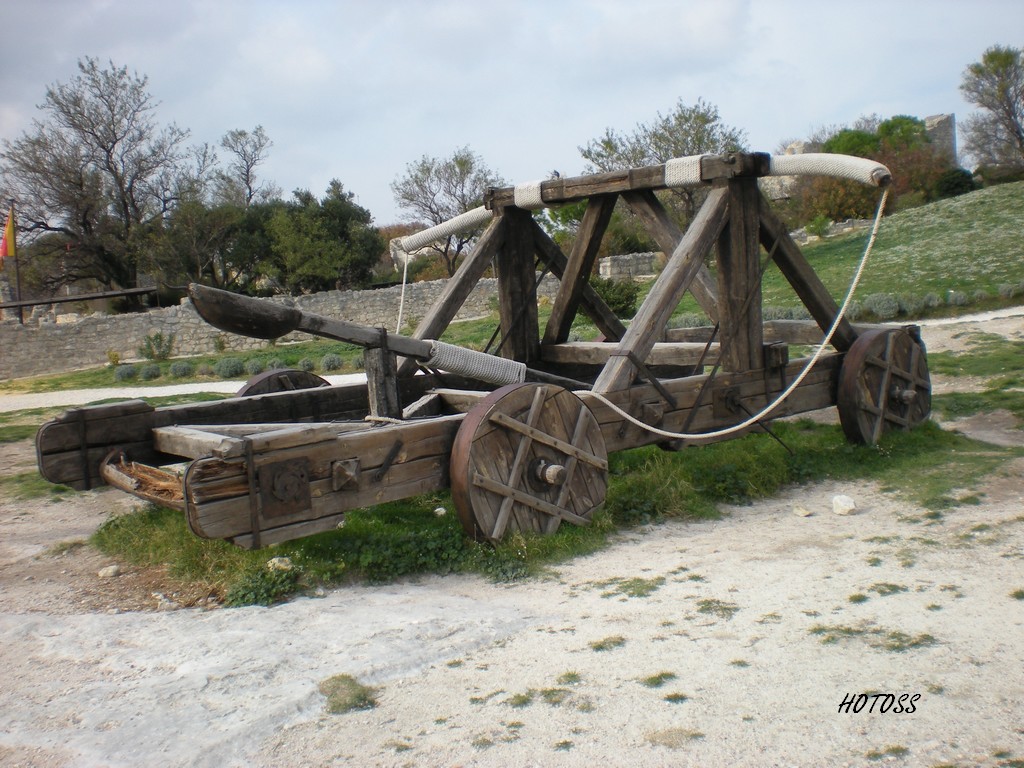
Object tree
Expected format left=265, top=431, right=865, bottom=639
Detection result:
left=0, top=57, right=194, bottom=298
left=960, top=45, right=1024, bottom=169
left=391, top=146, right=506, bottom=276
left=256, top=181, right=382, bottom=295
left=580, top=97, right=747, bottom=222
left=215, top=125, right=280, bottom=207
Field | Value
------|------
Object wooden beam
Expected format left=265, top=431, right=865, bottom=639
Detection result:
left=716, top=177, right=763, bottom=372
left=759, top=203, right=858, bottom=352
left=592, top=186, right=730, bottom=393
left=541, top=341, right=720, bottom=366
left=542, top=194, right=617, bottom=345
left=396, top=215, right=506, bottom=376
left=622, top=189, right=719, bottom=322
left=530, top=221, right=626, bottom=341
left=493, top=207, right=541, bottom=363
left=364, top=347, right=401, bottom=418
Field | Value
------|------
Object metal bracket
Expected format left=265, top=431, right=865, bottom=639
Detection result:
left=258, top=458, right=312, bottom=519
left=713, top=386, right=743, bottom=419
left=374, top=440, right=404, bottom=482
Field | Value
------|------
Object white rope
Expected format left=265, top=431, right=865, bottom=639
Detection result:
left=576, top=188, right=891, bottom=442
left=426, top=340, right=527, bottom=385
left=393, top=237, right=412, bottom=333
left=514, top=181, right=545, bottom=209
left=769, top=153, right=891, bottom=187
left=664, top=155, right=706, bottom=187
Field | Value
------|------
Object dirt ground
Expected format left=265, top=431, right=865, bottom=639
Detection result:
left=0, top=313, right=1022, bottom=768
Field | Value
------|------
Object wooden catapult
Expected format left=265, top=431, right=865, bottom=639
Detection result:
left=37, top=152, right=931, bottom=548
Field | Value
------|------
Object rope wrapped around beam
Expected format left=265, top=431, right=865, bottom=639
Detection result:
left=425, top=340, right=527, bottom=386
left=769, top=153, right=892, bottom=187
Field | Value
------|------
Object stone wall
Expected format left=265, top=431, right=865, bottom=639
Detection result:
left=0, top=276, right=560, bottom=381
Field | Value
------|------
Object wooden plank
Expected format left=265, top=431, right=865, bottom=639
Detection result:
left=622, top=189, right=720, bottom=322
left=592, top=186, right=730, bottom=393
left=716, top=176, right=763, bottom=372
left=493, top=207, right=540, bottom=363
left=759, top=202, right=858, bottom=352
left=762, top=320, right=887, bottom=345
left=396, top=216, right=506, bottom=376
left=433, top=388, right=489, bottom=413
left=530, top=219, right=626, bottom=341
left=364, top=347, right=401, bottom=418
left=541, top=341, right=720, bottom=367
left=542, top=194, right=617, bottom=345
left=153, top=427, right=247, bottom=460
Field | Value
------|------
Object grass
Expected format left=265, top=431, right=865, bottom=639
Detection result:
left=866, top=745, right=909, bottom=760
left=810, top=622, right=937, bottom=652
left=639, top=672, right=677, bottom=688
left=589, top=635, right=626, bottom=652
left=696, top=598, right=739, bottom=620
left=318, top=673, right=378, bottom=713
left=0, top=472, right=71, bottom=501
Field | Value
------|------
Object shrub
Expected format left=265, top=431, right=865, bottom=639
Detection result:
left=267, top=358, right=287, bottom=370
left=923, top=292, right=942, bottom=309
left=225, top=562, right=302, bottom=606
left=139, top=364, right=161, bottom=381
left=169, top=361, right=195, bottom=378
left=997, top=284, right=1016, bottom=300
left=861, top=293, right=900, bottom=320
left=933, top=168, right=976, bottom=199
left=972, top=290, right=989, bottom=304
left=106, top=349, right=120, bottom=367
left=114, top=364, right=138, bottom=382
left=590, top=276, right=640, bottom=318
left=298, top=358, right=315, bottom=372
left=897, top=294, right=924, bottom=317
left=212, top=335, right=227, bottom=353
left=947, top=290, right=969, bottom=307
left=245, top=358, right=266, bottom=376
left=213, top=357, right=245, bottom=378
left=197, top=363, right=215, bottom=377
left=138, top=332, right=175, bottom=361
left=321, top=353, right=344, bottom=372
left=805, top=214, right=831, bottom=239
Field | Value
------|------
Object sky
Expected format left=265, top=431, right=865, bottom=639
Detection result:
left=1, top=0, right=1020, bottom=225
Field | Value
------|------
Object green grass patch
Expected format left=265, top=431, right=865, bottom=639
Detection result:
left=696, top=598, right=739, bottom=619
left=866, top=744, right=909, bottom=760
left=1011, top=589, right=1024, bottom=600
left=0, top=472, right=71, bottom=501
left=639, top=672, right=677, bottom=688
left=599, top=576, right=665, bottom=598
left=319, top=673, right=379, bottom=713
left=810, top=622, right=937, bottom=652
left=589, top=635, right=626, bottom=652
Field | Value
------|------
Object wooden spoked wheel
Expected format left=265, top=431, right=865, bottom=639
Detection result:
left=236, top=369, right=330, bottom=397
left=450, top=383, right=608, bottom=543
left=837, top=328, right=931, bottom=445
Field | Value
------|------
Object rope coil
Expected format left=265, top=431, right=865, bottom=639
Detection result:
left=426, top=340, right=527, bottom=386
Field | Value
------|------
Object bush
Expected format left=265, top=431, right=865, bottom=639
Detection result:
left=590, top=276, right=640, bottom=318
left=998, top=284, right=1017, bottom=299
left=138, top=332, right=175, bottom=361
left=213, top=357, right=245, bottom=378
left=298, top=358, right=315, bottom=372
left=862, top=293, right=900, bottom=320
left=947, top=290, right=969, bottom=307
left=267, top=358, right=287, bottom=370
left=805, top=214, right=831, bottom=239
left=933, top=168, right=976, bottom=199
left=245, top=358, right=266, bottom=376
left=897, top=294, right=924, bottom=317
left=169, top=361, right=195, bottom=378
left=923, top=292, right=942, bottom=309
left=139, top=364, right=161, bottom=381
left=321, top=353, right=344, bottom=372
left=197, top=363, right=215, bottom=377
left=114, top=364, right=138, bottom=382
left=972, top=290, right=990, bottom=304
left=106, top=349, right=120, bottom=367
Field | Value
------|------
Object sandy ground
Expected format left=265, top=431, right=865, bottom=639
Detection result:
left=0, top=312, right=1022, bottom=768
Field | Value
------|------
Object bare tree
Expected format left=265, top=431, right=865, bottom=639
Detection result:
left=391, top=146, right=506, bottom=276
left=960, top=45, right=1024, bottom=169
left=0, top=57, right=194, bottom=295
left=216, top=125, right=280, bottom=207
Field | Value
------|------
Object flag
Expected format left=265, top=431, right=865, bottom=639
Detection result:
left=0, top=206, right=14, bottom=270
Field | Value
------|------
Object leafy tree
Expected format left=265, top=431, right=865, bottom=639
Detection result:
left=822, top=129, right=880, bottom=157
left=960, top=45, right=1024, bottom=169
left=580, top=97, right=747, bottom=222
left=391, top=146, right=506, bottom=276
left=257, top=181, right=382, bottom=295
left=0, top=57, right=194, bottom=300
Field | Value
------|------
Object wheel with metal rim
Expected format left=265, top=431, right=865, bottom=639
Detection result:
left=837, top=327, right=931, bottom=445
left=450, top=383, right=608, bottom=542
left=236, top=368, right=330, bottom=397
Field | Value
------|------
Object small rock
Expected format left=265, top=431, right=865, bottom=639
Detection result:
left=266, top=556, right=293, bottom=572
left=433, top=507, right=447, bottom=517
left=98, top=565, right=122, bottom=578
left=793, top=505, right=813, bottom=517
left=832, top=495, right=857, bottom=515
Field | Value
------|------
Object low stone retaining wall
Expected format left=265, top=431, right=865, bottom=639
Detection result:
left=1, top=277, right=560, bottom=380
